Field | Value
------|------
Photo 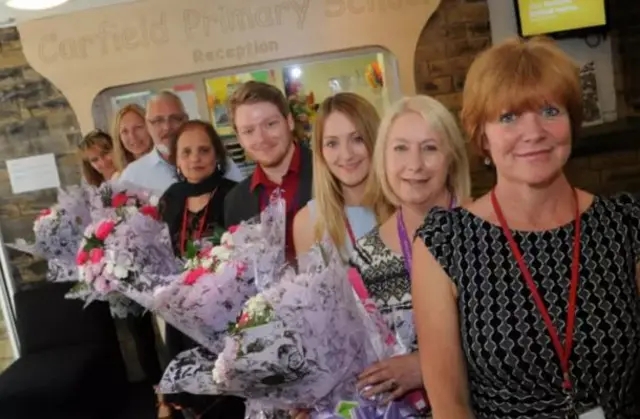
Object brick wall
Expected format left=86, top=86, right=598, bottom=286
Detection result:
left=414, top=0, right=640, bottom=197
left=0, top=27, right=81, bottom=285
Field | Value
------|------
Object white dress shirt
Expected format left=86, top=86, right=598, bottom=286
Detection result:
left=119, top=148, right=245, bottom=196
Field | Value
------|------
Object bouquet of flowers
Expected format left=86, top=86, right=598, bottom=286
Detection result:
left=7, top=186, right=91, bottom=282
left=154, top=193, right=288, bottom=395
left=201, top=244, right=417, bottom=418
left=74, top=209, right=180, bottom=316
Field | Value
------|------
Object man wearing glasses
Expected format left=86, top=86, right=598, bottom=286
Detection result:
left=119, top=90, right=243, bottom=195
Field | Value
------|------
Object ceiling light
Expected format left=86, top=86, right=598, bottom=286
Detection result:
left=5, top=0, right=69, bottom=10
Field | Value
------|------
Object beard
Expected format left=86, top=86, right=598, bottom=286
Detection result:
left=155, top=142, right=170, bottom=156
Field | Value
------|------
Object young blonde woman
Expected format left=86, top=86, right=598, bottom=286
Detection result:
left=112, top=104, right=153, bottom=171
left=351, top=96, right=471, bottom=416
left=413, top=37, right=640, bottom=419
left=78, top=129, right=120, bottom=185
left=293, top=93, right=389, bottom=259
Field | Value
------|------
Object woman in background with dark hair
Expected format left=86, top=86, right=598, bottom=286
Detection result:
left=159, top=120, right=245, bottom=419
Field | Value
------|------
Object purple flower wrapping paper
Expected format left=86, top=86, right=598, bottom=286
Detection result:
left=121, top=266, right=257, bottom=353
left=8, top=186, right=91, bottom=278
left=207, top=245, right=415, bottom=416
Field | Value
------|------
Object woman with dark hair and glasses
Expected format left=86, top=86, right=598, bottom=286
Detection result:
left=78, top=130, right=120, bottom=185
left=159, top=120, right=244, bottom=419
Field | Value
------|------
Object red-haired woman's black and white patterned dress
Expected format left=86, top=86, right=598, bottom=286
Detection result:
left=416, top=194, right=640, bottom=419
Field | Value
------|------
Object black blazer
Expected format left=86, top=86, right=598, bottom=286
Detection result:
left=223, top=144, right=313, bottom=228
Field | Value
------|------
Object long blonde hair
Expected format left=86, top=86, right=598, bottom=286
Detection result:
left=311, top=93, right=393, bottom=250
left=111, top=104, right=149, bottom=171
left=364, top=95, right=471, bottom=207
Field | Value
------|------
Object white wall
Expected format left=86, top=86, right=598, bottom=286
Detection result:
left=487, top=0, right=617, bottom=122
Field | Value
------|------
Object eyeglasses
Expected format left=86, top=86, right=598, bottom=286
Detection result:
left=147, top=114, right=187, bottom=127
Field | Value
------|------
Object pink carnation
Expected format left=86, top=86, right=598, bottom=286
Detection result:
left=140, top=205, right=159, bottom=220
left=184, top=267, right=207, bottom=285
left=89, top=247, right=104, bottom=264
left=76, top=250, right=89, bottom=265
left=111, top=193, right=128, bottom=208
left=37, top=208, right=52, bottom=220
left=95, top=220, right=116, bottom=240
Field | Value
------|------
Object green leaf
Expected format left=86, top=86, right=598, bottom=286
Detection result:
left=335, top=401, right=359, bottom=419
left=185, top=241, right=198, bottom=260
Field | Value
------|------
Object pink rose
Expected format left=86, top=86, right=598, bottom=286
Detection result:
left=111, top=193, right=128, bottom=208
left=89, top=248, right=104, bottom=264
left=228, top=225, right=239, bottom=234
left=95, top=220, right=116, bottom=240
left=76, top=250, right=89, bottom=265
left=183, top=267, right=207, bottom=285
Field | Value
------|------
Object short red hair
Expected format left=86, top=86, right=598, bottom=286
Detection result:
left=461, top=36, right=583, bottom=156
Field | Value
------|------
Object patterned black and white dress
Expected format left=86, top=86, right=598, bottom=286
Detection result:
left=416, top=194, right=640, bottom=419
left=352, top=228, right=429, bottom=418
left=352, top=227, right=417, bottom=352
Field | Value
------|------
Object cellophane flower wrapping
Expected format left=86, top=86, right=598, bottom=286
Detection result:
left=86, top=179, right=160, bottom=223
left=75, top=210, right=180, bottom=318
left=156, top=192, right=288, bottom=395
left=208, top=244, right=417, bottom=418
left=7, top=186, right=91, bottom=282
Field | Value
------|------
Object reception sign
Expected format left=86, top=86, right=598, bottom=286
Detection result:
left=18, top=0, right=440, bottom=133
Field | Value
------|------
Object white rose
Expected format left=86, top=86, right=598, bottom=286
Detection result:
left=78, top=266, right=86, bottom=281
left=201, top=257, right=214, bottom=270
left=220, top=232, right=234, bottom=248
left=104, top=262, right=115, bottom=275
left=214, top=261, right=227, bottom=274
left=126, top=207, right=138, bottom=216
left=210, top=246, right=231, bottom=261
left=148, top=195, right=160, bottom=206
left=114, top=265, right=129, bottom=279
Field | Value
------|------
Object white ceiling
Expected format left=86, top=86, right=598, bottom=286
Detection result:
left=0, top=0, right=138, bottom=27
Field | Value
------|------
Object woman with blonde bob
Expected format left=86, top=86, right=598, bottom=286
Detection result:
left=413, top=37, right=640, bottom=419
left=351, top=95, right=470, bottom=413
left=111, top=104, right=153, bottom=171
left=293, top=93, right=390, bottom=259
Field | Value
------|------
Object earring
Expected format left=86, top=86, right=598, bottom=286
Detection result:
left=483, top=156, right=492, bottom=167
left=216, top=161, right=223, bottom=173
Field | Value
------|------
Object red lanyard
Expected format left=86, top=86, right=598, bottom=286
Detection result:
left=490, top=188, right=581, bottom=391
left=179, top=191, right=216, bottom=256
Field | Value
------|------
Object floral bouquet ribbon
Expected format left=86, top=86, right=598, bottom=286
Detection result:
left=203, top=244, right=415, bottom=417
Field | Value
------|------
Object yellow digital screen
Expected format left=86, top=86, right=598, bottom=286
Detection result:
left=517, top=0, right=607, bottom=37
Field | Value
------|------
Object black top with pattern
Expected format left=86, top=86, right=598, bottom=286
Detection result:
left=351, top=228, right=417, bottom=352
left=416, top=194, right=640, bottom=419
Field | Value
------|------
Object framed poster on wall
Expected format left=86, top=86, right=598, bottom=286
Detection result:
left=204, top=70, right=280, bottom=136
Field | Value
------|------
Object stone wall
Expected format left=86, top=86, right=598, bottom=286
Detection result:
left=0, top=27, right=82, bottom=286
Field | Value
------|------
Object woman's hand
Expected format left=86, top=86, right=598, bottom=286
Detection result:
left=289, top=409, right=310, bottom=419
left=356, top=353, right=423, bottom=404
